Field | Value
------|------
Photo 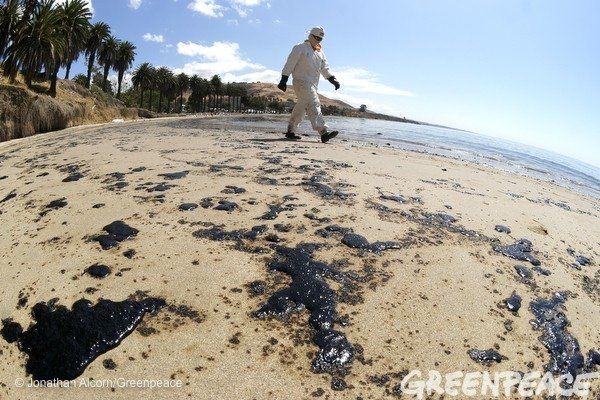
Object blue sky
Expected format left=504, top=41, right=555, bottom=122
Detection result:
left=67, top=0, right=600, bottom=167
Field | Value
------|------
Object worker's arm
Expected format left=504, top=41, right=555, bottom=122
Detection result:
left=282, top=45, right=302, bottom=76
left=321, top=52, right=340, bottom=90
left=320, top=52, right=333, bottom=80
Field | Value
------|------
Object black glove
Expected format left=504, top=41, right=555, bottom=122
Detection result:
left=328, top=76, right=340, bottom=90
left=278, top=75, right=289, bottom=92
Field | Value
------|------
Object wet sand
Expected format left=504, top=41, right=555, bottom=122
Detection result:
left=0, top=115, right=599, bottom=399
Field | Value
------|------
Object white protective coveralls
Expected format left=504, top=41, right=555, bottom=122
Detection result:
left=282, top=41, right=333, bottom=134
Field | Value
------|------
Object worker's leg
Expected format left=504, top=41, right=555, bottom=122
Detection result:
left=305, top=84, right=328, bottom=133
left=288, top=81, right=309, bottom=133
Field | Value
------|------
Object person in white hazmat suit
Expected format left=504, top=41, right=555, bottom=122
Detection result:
left=277, top=26, right=341, bottom=143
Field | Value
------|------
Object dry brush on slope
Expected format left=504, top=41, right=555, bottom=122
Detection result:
left=0, top=78, right=138, bottom=142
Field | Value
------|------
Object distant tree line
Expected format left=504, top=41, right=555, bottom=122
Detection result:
left=1, top=0, right=135, bottom=97
left=123, top=64, right=288, bottom=115
left=322, top=104, right=356, bottom=117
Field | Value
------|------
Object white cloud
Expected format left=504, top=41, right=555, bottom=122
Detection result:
left=231, top=4, right=247, bottom=17
left=174, top=40, right=276, bottom=81
left=230, top=0, right=262, bottom=5
left=143, top=33, right=165, bottom=43
left=55, top=0, right=94, bottom=14
left=228, top=0, right=266, bottom=18
left=175, top=59, right=263, bottom=77
left=334, top=67, right=414, bottom=97
left=128, top=0, right=142, bottom=9
left=177, top=41, right=259, bottom=65
left=221, top=69, right=280, bottom=83
left=187, top=0, right=225, bottom=17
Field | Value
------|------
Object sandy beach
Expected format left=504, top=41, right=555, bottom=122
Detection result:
left=0, top=115, right=598, bottom=399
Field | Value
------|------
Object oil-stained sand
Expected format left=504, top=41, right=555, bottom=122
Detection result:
left=0, top=115, right=599, bottom=399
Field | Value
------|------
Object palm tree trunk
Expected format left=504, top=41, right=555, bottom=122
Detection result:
left=139, top=89, right=144, bottom=108
left=64, top=60, right=73, bottom=80
left=102, top=64, right=110, bottom=92
left=148, top=90, right=153, bottom=111
left=117, top=69, right=124, bottom=98
left=179, top=92, right=183, bottom=113
left=85, top=50, right=96, bottom=88
left=6, top=54, right=19, bottom=83
left=48, top=62, right=60, bottom=97
left=158, top=92, right=163, bottom=113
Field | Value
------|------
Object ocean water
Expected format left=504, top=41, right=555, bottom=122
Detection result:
left=205, top=115, right=600, bottom=199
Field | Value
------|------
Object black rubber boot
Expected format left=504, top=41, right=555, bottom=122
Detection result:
left=320, top=130, right=339, bottom=143
left=285, top=131, right=302, bottom=140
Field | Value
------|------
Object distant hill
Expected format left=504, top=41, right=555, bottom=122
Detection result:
left=241, top=82, right=355, bottom=109
left=239, top=82, right=422, bottom=124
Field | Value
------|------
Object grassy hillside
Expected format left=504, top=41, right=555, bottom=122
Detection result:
left=0, top=75, right=138, bottom=142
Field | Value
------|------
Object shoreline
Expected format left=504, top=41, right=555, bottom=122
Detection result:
left=1, top=113, right=598, bottom=202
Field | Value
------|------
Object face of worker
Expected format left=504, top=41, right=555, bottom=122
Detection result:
left=309, top=34, right=323, bottom=46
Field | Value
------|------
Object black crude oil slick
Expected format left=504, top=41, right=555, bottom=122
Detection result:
left=503, top=292, right=522, bottom=313
left=1, top=297, right=165, bottom=380
left=254, top=244, right=354, bottom=376
left=85, top=263, right=111, bottom=278
left=467, top=349, right=506, bottom=365
left=341, top=233, right=401, bottom=253
left=528, top=293, right=597, bottom=377
left=94, top=220, right=139, bottom=250
left=494, top=239, right=541, bottom=266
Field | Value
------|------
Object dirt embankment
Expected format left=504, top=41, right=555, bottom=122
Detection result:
left=0, top=79, right=140, bottom=142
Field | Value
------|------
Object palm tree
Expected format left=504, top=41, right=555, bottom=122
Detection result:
left=58, top=0, right=91, bottom=80
left=235, top=84, right=248, bottom=112
left=187, top=74, right=200, bottom=112
left=113, top=40, right=136, bottom=98
left=3, top=0, right=64, bottom=88
left=176, top=72, right=189, bottom=113
left=200, top=78, right=212, bottom=112
left=72, top=73, right=86, bottom=87
left=155, top=67, right=173, bottom=113
left=165, top=74, right=178, bottom=113
left=84, top=22, right=110, bottom=88
left=146, top=65, right=157, bottom=110
left=132, top=62, right=153, bottom=108
left=0, top=0, right=20, bottom=60
left=98, top=34, right=118, bottom=92
left=2, top=0, right=39, bottom=82
left=210, top=74, right=222, bottom=111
